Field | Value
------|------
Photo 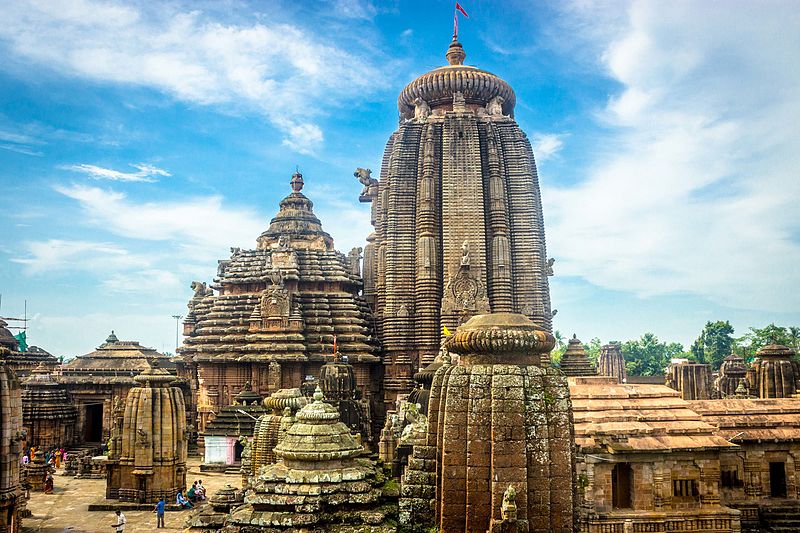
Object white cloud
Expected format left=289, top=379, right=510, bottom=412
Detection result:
left=12, top=239, right=152, bottom=274
left=546, top=1, right=800, bottom=313
left=532, top=133, right=566, bottom=161
left=67, top=162, right=170, bottom=182
left=54, top=184, right=264, bottom=261
left=0, top=1, right=383, bottom=154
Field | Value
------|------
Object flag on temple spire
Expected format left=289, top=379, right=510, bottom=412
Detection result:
left=443, top=325, right=453, bottom=337
left=14, top=331, right=27, bottom=352
left=454, top=2, right=469, bottom=39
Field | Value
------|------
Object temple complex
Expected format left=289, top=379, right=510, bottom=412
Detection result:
left=105, top=362, right=187, bottom=503
left=746, top=343, right=799, bottom=398
left=60, top=331, right=180, bottom=443
left=20, top=362, right=77, bottom=449
left=400, top=313, right=576, bottom=532
left=0, top=348, right=24, bottom=533
left=179, top=170, right=381, bottom=433
left=362, top=37, right=554, bottom=405
left=559, top=334, right=597, bottom=377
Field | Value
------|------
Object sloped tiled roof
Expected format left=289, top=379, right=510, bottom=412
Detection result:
left=690, top=398, right=800, bottom=442
left=569, top=376, right=734, bottom=453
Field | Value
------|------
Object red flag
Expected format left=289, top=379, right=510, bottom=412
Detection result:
left=454, top=3, right=469, bottom=38
left=333, top=334, right=337, bottom=354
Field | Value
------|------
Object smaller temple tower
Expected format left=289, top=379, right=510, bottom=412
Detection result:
left=666, top=361, right=712, bottom=400
left=714, top=354, right=749, bottom=397
left=559, top=335, right=597, bottom=377
left=400, top=313, right=576, bottom=532
left=748, top=343, right=800, bottom=398
left=228, top=387, right=393, bottom=531
left=106, top=362, right=187, bottom=503
left=20, top=362, right=78, bottom=449
left=597, top=343, right=627, bottom=383
left=319, top=352, right=372, bottom=441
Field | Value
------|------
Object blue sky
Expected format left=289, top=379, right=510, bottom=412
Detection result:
left=0, top=0, right=798, bottom=358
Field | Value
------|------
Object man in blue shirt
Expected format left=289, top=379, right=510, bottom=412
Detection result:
left=153, top=498, right=165, bottom=528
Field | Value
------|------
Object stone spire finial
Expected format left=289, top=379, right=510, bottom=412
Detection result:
left=106, top=330, right=119, bottom=344
left=446, top=38, right=466, bottom=66
left=290, top=170, right=304, bottom=193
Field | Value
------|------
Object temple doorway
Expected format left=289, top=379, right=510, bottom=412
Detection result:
left=84, top=404, right=103, bottom=442
left=770, top=462, right=787, bottom=498
left=612, top=462, right=633, bottom=509
left=234, top=440, right=244, bottom=461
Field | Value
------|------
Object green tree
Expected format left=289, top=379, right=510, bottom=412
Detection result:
left=622, top=333, right=686, bottom=376
left=551, top=330, right=567, bottom=366
left=734, top=323, right=800, bottom=362
left=691, top=320, right=735, bottom=370
left=584, top=337, right=602, bottom=366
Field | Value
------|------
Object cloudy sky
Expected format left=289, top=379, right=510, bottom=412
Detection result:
left=0, top=0, right=798, bottom=358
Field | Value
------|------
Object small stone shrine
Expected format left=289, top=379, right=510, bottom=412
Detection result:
left=105, top=362, right=187, bottom=503
left=597, top=343, right=627, bottom=383
left=747, top=343, right=800, bottom=398
left=666, top=360, right=712, bottom=400
left=400, top=313, right=576, bottom=532
left=227, top=387, right=394, bottom=531
left=715, top=354, right=750, bottom=398
left=0, top=347, right=24, bottom=533
left=319, top=351, right=372, bottom=440
left=20, top=362, right=78, bottom=449
left=186, top=484, right=242, bottom=532
left=202, top=382, right=264, bottom=470
left=559, top=334, right=596, bottom=377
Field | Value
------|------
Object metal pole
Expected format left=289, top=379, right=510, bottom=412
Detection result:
left=172, top=314, right=183, bottom=353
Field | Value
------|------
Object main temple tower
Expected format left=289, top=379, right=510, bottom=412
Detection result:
left=362, top=38, right=553, bottom=400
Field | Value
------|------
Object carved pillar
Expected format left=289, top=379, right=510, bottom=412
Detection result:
left=653, top=466, right=665, bottom=510
left=484, top=123, right=513, bottom=312
left=699, top=462, right=720, bottom=506
left=744, top=458, right=762, bottom=499
left=415, top=124, right=442, bottom=369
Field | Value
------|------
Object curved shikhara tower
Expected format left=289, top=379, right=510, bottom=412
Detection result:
left=363, top=38, right=552, bottom=398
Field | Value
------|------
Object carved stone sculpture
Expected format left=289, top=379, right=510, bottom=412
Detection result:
left=413, top=97, right=431, bottom=121
left=487, top=95, right=505, bottom=117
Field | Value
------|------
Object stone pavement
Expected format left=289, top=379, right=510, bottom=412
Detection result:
left=23, top=458, right=240, bottom=532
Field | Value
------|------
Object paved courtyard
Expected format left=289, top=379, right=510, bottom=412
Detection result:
left=23, top=459, right=240, bottom=533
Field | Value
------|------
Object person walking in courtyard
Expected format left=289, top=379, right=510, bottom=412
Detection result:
left=153, top=497, right=165, bottom=528
left=112, top=510, right=126, bottom=532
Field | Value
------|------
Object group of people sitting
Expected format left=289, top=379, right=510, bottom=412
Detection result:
left=176, top=479, right=206, bottom=509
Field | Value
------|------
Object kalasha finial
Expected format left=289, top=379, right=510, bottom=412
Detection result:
left=290, top=169, right=304, bottom=193
left=446, top=38, right=466, bottom=66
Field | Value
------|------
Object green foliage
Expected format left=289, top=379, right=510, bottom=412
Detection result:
left=584, top=337, right=602, bottom=365
left=691, top=320, right=735, bottom=369
left=734, top=324, right=800, bottom=362
left=622, top=333, right=687, bottom=376
left=550, top=330, right=567, bottom=366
